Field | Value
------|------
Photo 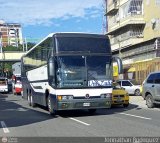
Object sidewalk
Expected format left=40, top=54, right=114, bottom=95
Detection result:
left=129, top=96, right=147, bottom=108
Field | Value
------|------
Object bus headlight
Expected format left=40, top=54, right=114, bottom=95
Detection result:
left=101, top=93, right=112, bottom=98
left=68, top=95, right=73, bottom=100
left=62, top=96, right=67, bottom=100
left=57, top=95, right=73, bottom=101
left=57, top=95, right=62, bottom=101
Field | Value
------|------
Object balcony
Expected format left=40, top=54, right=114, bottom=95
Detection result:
left=108, top=14, right=145, bottom=35
left=111, top=36, right=144, bottom=51
left=107, top=1, right=119, bottom=15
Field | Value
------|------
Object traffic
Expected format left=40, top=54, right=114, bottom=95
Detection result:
left=1, top=33, right=160, bottom=142
left=1, top=33, right=160, bottom=114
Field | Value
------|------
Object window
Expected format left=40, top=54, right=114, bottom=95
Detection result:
left=155, top=73, right=160, bottom=84
left=122, top=81, right=132, bottom=86
left=147, top=74, right=156, bottom=83
left=23, top=37, right=52, bottom=72
left=128, top=0, right=143, bottom=15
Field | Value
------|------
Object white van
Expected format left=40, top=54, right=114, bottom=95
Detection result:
left=0, top=77, right=8, bottom=93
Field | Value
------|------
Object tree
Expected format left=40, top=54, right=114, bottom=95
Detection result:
left=2, top=42, right=36, bottom=52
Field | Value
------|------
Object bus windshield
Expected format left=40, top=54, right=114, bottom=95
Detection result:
left=55, top=36, right=111, bottom=54
left=56, top=55, right=112, bottom=88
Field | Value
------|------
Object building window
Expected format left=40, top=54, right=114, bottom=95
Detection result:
left=128, top=0, right=143, bottom=15
left=130, top=25, right=144, bottom=37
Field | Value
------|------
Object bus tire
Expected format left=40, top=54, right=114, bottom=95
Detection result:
left=47, top=95, right=56, bottom=116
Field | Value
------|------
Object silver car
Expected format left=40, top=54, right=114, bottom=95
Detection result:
left=142, top=71, right=160, bottom=108
left=117, top=80, right=141, bottom=96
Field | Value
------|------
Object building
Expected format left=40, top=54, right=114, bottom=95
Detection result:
left=106, top=0, right=160, bottom=83
left=0, top=20, right=23, bottom=47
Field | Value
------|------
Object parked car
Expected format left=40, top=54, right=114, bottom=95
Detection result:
left=117, top=80, right=141, bottom=96
left=112, top=82, right=129, bottom=107
left=142, top=71, right=160, bottom=108
left=0, top=77, right=9, bottom=93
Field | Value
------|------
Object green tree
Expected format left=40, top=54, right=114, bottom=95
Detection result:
left=2, top=42, right=36, bottom=52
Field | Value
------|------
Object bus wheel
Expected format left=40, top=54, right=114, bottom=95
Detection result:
left=47, top=95, right=56, bottom=116
left=88, top=109, right=96, bottom=114
left=30, top=94, right=36, bottom=107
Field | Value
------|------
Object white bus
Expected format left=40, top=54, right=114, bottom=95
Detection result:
left=21, top=33, right=123, bottom=115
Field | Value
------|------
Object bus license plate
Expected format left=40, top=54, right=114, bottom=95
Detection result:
left=83, top=103, right=90, bottom=107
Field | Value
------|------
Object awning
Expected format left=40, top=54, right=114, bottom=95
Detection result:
left=128, top=67, right=135, bottom=72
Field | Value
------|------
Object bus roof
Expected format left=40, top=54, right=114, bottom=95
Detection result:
left=24, top=32, right=109, bottom=55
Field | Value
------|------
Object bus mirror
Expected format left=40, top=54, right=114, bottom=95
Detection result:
left=112, top=57, right=123, bottom=74
left=48, top=58, right=54, bottom=77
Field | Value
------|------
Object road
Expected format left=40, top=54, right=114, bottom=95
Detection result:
left=0, top=93, right=160, bottom=143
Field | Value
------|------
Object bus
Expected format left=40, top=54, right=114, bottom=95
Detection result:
left=21, top=33, right=123, bottom=115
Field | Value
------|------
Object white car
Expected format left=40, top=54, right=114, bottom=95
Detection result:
left=117, top=80, right=141, bottom=96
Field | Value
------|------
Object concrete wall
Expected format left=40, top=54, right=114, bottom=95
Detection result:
left=143, top=0, right=160, bottom=41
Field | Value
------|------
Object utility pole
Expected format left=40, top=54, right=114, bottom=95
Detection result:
left=25, top=37, right=28, bottom=51
left=0, top=32, right=4, bottom=76
left=102, top=0, right=107, bottom=34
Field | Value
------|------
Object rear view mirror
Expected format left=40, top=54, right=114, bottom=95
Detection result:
left=48, top=57, right=55, bottom=84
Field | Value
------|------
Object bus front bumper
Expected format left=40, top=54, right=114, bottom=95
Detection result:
left=57, top=98, right=112, bottom=110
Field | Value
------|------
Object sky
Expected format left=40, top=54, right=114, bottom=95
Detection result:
left=0, top=0, right=106, bottom=43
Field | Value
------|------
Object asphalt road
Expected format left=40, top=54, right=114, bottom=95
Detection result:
left=0, top=93, right=160, bottom=143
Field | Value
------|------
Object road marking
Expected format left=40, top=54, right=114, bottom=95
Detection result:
left=0, top=121, right=10, bottom=133
left=69, top=118, right=90, bottom=126
left=119, top=113, right=152, bottom=120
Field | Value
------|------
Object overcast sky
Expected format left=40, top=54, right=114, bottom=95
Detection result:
left=0, top=0, right=106, bottom=42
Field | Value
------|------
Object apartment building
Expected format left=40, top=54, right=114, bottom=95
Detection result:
left=106, top=0, right=160, bottom=83
left=0, top=20, right=23, bottom=47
